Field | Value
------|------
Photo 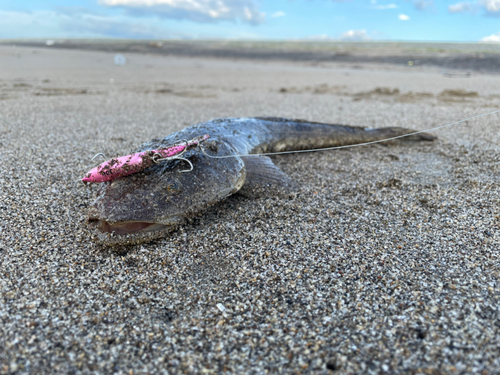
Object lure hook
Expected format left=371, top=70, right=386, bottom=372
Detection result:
left=91, top=153, right=108, bottom=162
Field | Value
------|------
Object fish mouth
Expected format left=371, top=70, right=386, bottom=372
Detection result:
left=87, top=217, right=177, bottom=246
left=96, top=220, right=168, bottom=235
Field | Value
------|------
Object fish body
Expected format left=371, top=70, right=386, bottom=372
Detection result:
left=87, top=117, right=436, bottom=246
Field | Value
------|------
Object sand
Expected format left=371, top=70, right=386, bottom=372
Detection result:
left=6, top=40, right=500, bottom=74
left=0, top=45, right=499, bottom=374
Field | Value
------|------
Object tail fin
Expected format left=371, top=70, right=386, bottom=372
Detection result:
left=255, top=117, right=437, bottom=153
left=366, top=127, right=437, bottom=143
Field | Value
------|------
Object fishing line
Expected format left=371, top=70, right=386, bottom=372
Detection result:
left=83, top=109, right=500, bottom=183
left=200, top=109, right=500, bottom=159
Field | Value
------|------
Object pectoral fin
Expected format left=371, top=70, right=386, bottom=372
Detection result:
left=238, top=156, right=296, bottom=197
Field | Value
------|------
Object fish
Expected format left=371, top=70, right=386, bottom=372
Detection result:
left=86, top=117, right=436, bottom=246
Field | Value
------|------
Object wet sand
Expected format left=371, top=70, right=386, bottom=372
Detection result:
left=5, top=39, right=500, bottom=73
left=0, top=45, right=499, bottom=373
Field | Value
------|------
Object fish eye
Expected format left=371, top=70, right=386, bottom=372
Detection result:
left=166, top=180, right=182, bottom=195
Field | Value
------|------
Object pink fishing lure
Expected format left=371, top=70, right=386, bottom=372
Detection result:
left=82, top=135, right=209, bottom=183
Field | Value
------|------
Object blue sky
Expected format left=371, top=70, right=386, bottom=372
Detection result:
left=1, top=0, right=500, bottom=42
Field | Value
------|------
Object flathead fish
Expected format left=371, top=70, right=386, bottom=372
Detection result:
left=87, top=117, right=435, bottom=246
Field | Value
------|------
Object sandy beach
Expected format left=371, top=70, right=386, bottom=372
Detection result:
left=0, top=44, right=499, bottom=373
left=6, top=40, right=500, bottom=74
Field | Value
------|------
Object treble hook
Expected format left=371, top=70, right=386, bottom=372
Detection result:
left=175, top=157, right=194, bottom=173
left=153, top=145, right=194, bottom=173
left=91, top=153, right=108, bottom=162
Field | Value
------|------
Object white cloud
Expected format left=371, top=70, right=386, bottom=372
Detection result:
left=480, top=32, right=500, bottom=41
left=481, top=0, right=500, bottom=13
left=100, top=0, right=265, bottom=24
left=406, top=0, right=433, bottom=10
left=398, top=13, right=410, bottom=20
left=339, top=29, right=370, bottom=41
left=372, top=3, right=398, bottom=9
left=448, top=1, right=475, bottom=13
left=271, top=11, right=285, bottom=18
left=447, top=0, right=500, bottom=15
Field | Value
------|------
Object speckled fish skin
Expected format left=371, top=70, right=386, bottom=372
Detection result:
left=88, top=117, right=436, bottom=245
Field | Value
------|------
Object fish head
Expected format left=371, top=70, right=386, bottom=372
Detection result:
left=87, top=142, right=246, bottom=246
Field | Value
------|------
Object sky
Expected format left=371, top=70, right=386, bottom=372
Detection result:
left=1, top=0, right=500, bottom=42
